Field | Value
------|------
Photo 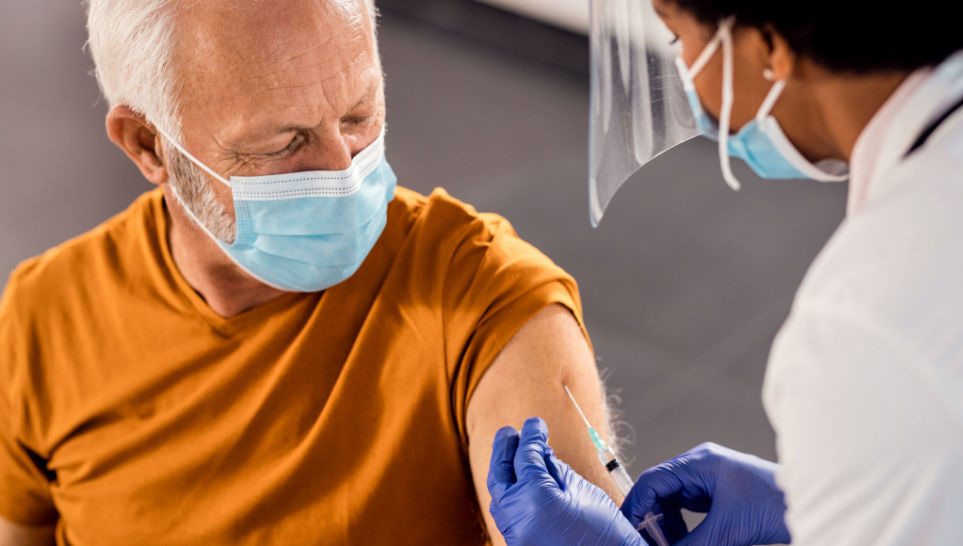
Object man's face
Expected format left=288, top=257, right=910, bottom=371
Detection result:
left=168, top=0, right=385, bottom=226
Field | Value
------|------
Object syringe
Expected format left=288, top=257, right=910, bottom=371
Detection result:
left=563, top=385, right=669, bottom=546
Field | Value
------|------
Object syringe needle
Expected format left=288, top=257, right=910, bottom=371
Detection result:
left=564, top=384, right=610, bottom=452
left=564, top=386, right=671, bottom=546
left=563, top=385, right=594, bottom=429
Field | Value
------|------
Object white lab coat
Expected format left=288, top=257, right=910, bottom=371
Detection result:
left=762, top=50, right=963, bottom=545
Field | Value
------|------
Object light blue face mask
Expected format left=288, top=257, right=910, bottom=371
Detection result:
left=674, top=18, right=848, bottom=190
left=157, top=128, right=397, bottom=293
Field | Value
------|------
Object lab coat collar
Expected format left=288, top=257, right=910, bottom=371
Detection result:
left=849, top=49, right=963, bottom=215
left=847, top=69, right=931, bottom=216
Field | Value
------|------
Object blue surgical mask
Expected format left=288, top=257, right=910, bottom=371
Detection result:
left=674, top=18, right=848, bottom=190
left=157, top=127, right=397, bottom=293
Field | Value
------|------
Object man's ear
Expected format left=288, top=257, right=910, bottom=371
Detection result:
left=105, top=105, right=169, bottom=186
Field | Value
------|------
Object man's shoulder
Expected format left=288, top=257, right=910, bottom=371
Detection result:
left=4, top=189, right=162, bottom=310
left=389, top=186, right=525, bottom=258
left=393, top=186, right=516, bottom=238
left=384, top=185, right=573, bottom=304
left=390, top=186, right=561, bottom=272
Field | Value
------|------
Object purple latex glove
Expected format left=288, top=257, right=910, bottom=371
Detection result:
left=621, top=442, right=790, bottom=546
left=487, top=417, right=645, bottom=546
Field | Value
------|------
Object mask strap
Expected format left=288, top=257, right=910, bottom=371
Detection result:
left=687, top=21, right=728, bottom=79
left=717, top=20, right=741, bottom=191
left=154, top=125, right=232, bottom=187
left=755, top=79, right=787, bottom=122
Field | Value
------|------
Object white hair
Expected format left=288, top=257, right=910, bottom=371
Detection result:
left=85, top=0, right=379, bottom=140
left=86, top=0, right=182, bottom=137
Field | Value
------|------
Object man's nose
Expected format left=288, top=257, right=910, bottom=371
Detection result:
left=313, top=131, right=354, bottom=171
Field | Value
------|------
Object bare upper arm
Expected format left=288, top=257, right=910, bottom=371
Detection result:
left=0, top=516, right=55, bottom=546
left=466, top=304, right=621, bottom=545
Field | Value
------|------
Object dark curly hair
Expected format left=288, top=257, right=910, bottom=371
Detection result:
left=669, top=0, right=962, bottom=74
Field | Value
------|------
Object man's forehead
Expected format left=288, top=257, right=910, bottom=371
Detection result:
left=175, top=0, right=375, bottom=80
left=171, top=0, right=380, bottom=141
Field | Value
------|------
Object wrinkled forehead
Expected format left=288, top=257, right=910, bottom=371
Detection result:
left=171, top=0, right=380, bottom=114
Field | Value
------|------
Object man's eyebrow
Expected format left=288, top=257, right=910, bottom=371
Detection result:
left=348, top=80, right=379, bottom=112
left=225, top=81, right=380, bottom=149
left=271, top=81, right=377, bottom=134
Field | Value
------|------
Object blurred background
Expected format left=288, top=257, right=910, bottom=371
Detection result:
left=0, top=1, right=846, bottom=475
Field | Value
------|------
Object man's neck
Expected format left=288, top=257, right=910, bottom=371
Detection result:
left=162, top=187, right=287, bottom=318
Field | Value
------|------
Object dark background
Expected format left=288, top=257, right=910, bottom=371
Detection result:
left=0, top=1, right=846, bottom=474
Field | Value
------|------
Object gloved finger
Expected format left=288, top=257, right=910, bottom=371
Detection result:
left=655, top=499, right=689, bottom=543
left=674, top=512, right=719, bottom=546
left=620, top=463, right=689, bottom=527
left=543, top=445, right=566, bottom=488
left=487, top=426, right=520, bottom=502
left=513, top=417, right=556, bottom=484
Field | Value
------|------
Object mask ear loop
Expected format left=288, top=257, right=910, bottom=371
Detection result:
left=716, top=18, right=741, bottom=191
left=687, top=25, right=726, bottom=77
left=755, top=79, right=787, bottom=123
left=152, top=125, right=240, bottom=246
left=154, top=125, right=232, bottom=187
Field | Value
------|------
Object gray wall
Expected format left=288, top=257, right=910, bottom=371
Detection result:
left=1, top=3, right=846, bottom=473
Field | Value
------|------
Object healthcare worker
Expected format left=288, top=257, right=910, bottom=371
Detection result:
left=486, top=0, right=963, bottom=544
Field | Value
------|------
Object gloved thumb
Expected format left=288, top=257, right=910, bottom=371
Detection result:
left=513, top=417, right=556, bottom=484
left=623, top=458, right=702, bottom=529
left=620, top=469, right=668, bottom=528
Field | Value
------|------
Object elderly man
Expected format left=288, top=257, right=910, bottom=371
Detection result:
left=0, top=1, right=621, bottom=545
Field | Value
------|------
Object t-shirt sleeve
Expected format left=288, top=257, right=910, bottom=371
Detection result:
left=0, top=272, right=59, bottom=526
left=442, top=212, right=587, bottom=445
left=763, top=304, right=963, bottom=545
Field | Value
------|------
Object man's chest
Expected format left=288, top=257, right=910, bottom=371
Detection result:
left=33, top=312, right=478, bottom=544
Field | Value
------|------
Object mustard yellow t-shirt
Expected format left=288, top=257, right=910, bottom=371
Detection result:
left=0, top=186, right=584, bottom=545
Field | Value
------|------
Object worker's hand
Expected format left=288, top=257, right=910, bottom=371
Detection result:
left=487, top=417, right=644, bottom=546
left=621, top=442, right=790, bottom=546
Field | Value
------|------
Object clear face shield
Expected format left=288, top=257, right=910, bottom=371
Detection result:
left=588, top=0, right=700, bottom=226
